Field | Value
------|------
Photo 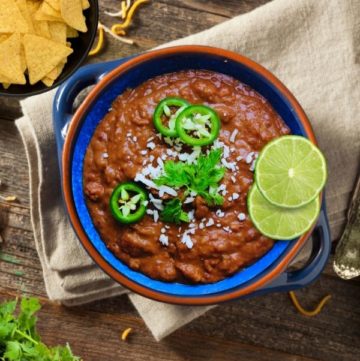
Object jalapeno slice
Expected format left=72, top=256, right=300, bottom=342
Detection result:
left=175, top=105, right=220, bottom=146
left=153, top=97, right=190, bottom=137
left=109, top=182, right=148, bottom=224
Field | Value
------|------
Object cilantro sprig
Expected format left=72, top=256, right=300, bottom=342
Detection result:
left=160, top=198, right=189, bottom=224
left=0, top=297, right=80, bottom=361
left=154, top=149, right=226, bottom=223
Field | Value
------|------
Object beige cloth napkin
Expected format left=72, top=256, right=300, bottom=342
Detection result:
left=15, top=0, right=360, bottom=341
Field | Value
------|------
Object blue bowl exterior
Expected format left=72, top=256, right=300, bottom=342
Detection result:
left=69, top=52, right=316, bottom=297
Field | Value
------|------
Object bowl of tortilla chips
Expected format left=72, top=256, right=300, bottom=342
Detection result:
left=0, top=0, right=98, bottom=97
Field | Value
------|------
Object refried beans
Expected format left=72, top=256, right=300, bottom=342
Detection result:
left=83, top=70, right=290, bottom=283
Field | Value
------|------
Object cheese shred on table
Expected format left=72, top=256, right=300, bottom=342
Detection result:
left=288, top=291, right=331, bottom=316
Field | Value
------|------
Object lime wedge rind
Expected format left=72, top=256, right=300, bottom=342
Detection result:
left=247, top=184, right=321, bottom=240
left=255, top=135, right=327, bottom=209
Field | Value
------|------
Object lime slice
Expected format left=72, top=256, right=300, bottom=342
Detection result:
left=247, top=184, right=320, bottom=240
left=255, top=135, right=327, bottom=208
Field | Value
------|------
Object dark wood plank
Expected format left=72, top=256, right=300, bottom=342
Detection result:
left=0, top=119, right=30, bottom=204
left=0, top=289, right=321, bottom=361
left=158, top=0, right=270, bottom=18
left=92, top=0, right=227, bottom=62
left=186, top=273, right=360, bottom=361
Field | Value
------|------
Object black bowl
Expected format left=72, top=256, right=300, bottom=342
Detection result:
left=0, top=0, right=99, bottom=98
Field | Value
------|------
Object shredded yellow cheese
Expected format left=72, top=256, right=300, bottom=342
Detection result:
left=111, top=0, right=149, bottom=34
left=289, top=291, right=331, bottom=316
left=90, top=0, right=148, bottom=56
left=101, top=23, right=133, bottom=45
left=121, top=327, right=133, bottom=341
left=105, top=0, right=131, bottom=18
left=89, top=24, right=105, bottom=56
left=0, top=195, right=17, bottom=202
left=121, top=1, right=128, bottom=19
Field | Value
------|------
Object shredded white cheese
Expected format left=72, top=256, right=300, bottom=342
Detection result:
left=149, top=194, right=164, bottom=210
left=221, top=158, right=237, bottom=171
left=245, top=152, right=254, bottom=164
left=181, top=233, right=193, bottom=249
left=158, top=185, right=177, bottom=197
left=216, top=209, right=225, bottom=218
left=164, top=137, right=174, bottom=146
left=206, top=218, right=215, bottom=227
left=153, top=210, right=159, bottom=222
left=238, top=213, right=246, bottom=221
left=159, top=234, right=169, bottom=246
left=232, top=193, right=240, bottom=200
left=157, top=157, right=164, bottom=168
left=134, top=173, right=159, bottom=190
left=188, top=210, right=195, bottom=221
left=230, top=129, right=239, bottom=143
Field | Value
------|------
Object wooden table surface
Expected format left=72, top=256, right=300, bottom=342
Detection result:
left=0, top=1, right=359, bottom=360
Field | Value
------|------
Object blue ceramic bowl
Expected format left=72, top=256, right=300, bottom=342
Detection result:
left=55, top=46, right=331, bottom=305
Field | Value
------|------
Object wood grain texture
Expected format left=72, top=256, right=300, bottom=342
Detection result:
left=0, top=1, right=359, bottom=360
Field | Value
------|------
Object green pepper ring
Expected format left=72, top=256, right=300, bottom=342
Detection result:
left=175, top=105, right=221, bottom=146
left=153, top=97, right=190, bottom=137
left=109, top=182, right=148, bottom=224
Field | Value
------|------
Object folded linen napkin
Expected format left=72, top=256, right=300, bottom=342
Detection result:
left=15, top=0, right=360, bottom=341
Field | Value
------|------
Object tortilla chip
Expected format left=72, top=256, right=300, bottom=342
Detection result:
left=35, top=1, right=63, bottom=22
left=82, top=0, right=90, bottom=10
left=46, top=0, right=60, bottom=11
left=0, top=34, right=10, bottom=43
left=0, top=33, right=26, bottom=84
left=20, top=40, right=27, bottom=73
left=33, top=20, right=51, bottom=38
left=46, top=59, right=66, bottom=80
left=60, top=0, right=87, bottom=32
left=15, top=0, right=35, bottom=33
left=0, top=0, right=28, bottom=33
left=23, top=33, right=73, bottom=84
left=26, top=0, right=41, bottom=14
left=2, top=83, right=11, bottom=89
left=41, top=76, right=55, bottom=87
left=41, top=1, right=63, bottom=19
left=0, top=73, right=12, bottom=83
left=48, top=21, right=67, bottom=44
left=66, top=26, right=79, bottom=38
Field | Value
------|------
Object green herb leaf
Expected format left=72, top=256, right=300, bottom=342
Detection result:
left=0, top=297, right=80, bottom=361
left=153, top=149, right=225, bottom=207
left=154, top=161, right=191, bottom=188
left=0, top=300, right=17, bottom=318
left=160, top=198, right=189, bottom=224
left=4, top=341, right=22, bottom=360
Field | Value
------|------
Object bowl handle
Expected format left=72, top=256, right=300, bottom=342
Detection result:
left=53, top=57, right=133, bottom=161
left=250, top=206, right=331, bottom=297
